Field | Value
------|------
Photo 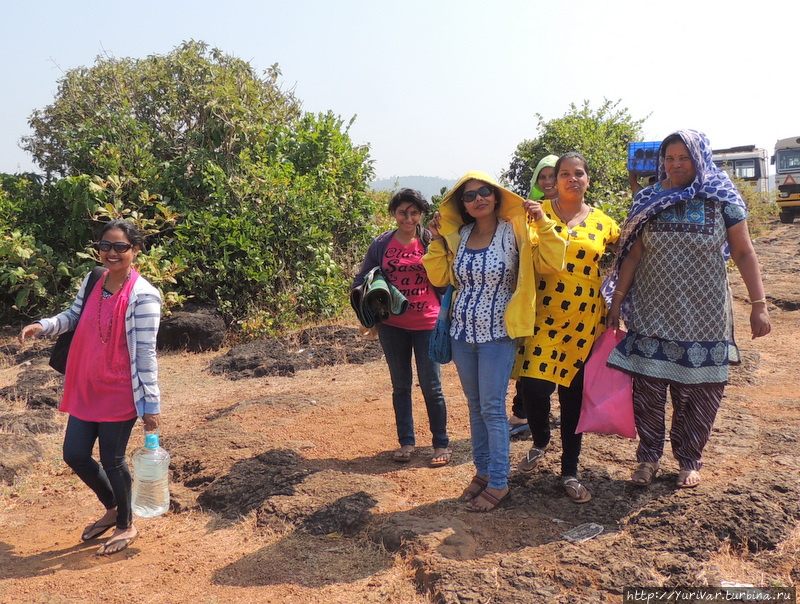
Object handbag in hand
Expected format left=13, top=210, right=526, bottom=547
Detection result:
left=576, top=328, right=636, bottom=439
left=428, top=285, right=454, bottom=364
left=49, top=267, right=106, bottom=374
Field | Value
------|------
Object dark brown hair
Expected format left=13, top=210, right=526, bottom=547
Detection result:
left=99, top=219, right=145, bottom=250
left=453, top=181, right=501, bottom=225
left=388, top=188, right=430, bottom=215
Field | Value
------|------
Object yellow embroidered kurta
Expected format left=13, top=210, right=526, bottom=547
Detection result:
left=515, top=200, right=620, bottom=386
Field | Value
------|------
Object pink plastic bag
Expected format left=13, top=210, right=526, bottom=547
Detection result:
left=576, top=328, right=636, bottom=439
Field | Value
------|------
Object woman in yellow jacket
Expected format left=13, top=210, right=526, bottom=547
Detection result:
left=423, top=171, right=566, bottom=511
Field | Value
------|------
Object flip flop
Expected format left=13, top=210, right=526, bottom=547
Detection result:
left=96, top=532, right=138, bottom=556
left=562, top=477, right=592, bottom=504
left=518, top=446, right=547, bottom=473
left=81, top=519, right=117, bottom=542
left=392, top=447, right=415, bottom=463
left=430, top=448, right=451, bottom=467
left=465, top=488, right=510, bottom=512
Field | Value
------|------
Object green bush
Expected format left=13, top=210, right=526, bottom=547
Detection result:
left=3, top=42, right=381, bottom=335
left=504, top=99, right=646, bottom=221
left=733, top=179, right=776, bottom=238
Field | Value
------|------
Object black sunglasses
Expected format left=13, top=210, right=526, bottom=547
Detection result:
left=97, top=241, right=134, bottom=253
left=462, top=185, right=493, bottom=203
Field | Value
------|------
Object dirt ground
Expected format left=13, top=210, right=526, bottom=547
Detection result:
left=1, top=220, right=799, bottom=604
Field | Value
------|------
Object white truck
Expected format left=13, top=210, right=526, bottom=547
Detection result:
left=712, top=145, right=769, bottom=194
left=772, top=136, right=800, bottom=224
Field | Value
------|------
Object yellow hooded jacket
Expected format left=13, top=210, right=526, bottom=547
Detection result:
left=422, top=170, right=566, bottom=339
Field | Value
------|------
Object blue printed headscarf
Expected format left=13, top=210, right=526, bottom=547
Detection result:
left=602, top=129, right=746, bottom=310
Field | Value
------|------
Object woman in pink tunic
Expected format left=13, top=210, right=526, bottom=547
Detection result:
left=19, top=220, right=162, bottom=555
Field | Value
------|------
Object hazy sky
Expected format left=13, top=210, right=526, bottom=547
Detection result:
left=1, top=0, right=796, bottom=182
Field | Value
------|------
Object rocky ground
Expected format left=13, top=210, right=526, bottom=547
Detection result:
left=0, top=220, right=798, bottom=604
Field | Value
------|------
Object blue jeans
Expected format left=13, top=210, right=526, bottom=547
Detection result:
left=451, top=336, right=517, bottom=490
left=63, top=415, right=138, bottom=529
left=378, top=323, right=449, bottom=449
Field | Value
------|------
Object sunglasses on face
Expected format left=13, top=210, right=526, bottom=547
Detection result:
left=462, top=185, right=493, bottom=203
left=97, top=241, right=134, bottom=253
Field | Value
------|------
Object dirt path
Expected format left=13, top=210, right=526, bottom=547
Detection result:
left=1, top=220, right=798, bottom=604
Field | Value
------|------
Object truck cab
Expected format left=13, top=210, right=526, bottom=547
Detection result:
left=772, top=137, right=800, bottom=223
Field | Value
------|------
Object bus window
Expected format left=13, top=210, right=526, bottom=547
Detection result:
left=714, top=160, right=733, bottom=180
left=777, top=150, right=800, bottom=171
left=735, top=159, right=756, bottom=179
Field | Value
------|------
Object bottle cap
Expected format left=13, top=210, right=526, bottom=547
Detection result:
left=145, top=433, right=160, bottom=449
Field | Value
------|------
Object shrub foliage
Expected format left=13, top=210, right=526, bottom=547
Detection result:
left=503, top=99, right=646, bottom=223
left=2, top=41, right=380, bottom=333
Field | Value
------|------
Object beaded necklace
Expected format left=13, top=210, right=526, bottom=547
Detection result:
left=97, top=271, right=130, bottom=344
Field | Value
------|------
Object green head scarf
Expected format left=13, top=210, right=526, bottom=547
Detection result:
left=529, top=154, right=559, bottom=200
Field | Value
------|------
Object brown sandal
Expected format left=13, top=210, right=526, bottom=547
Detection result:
left=392, top=446, right=415, bottom=463
left=676, top=468, right=701, bottom=488
left=430, top=448, right=451, bottom=467
left=460, top=476, right=488, bottom=502
left=631, top=461, right=659, bottom=486
left=465, top=488, right=509, bottom=512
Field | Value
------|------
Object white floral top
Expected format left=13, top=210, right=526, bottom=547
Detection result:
left=450, top=219, right=518, bottom=343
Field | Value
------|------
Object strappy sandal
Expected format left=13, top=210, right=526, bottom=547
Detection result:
left=631, top=461, right=659, bottom=486
left=562, top=476, right=592, bottom=504
left=517, top=446, right=547, bottom=473
left=460, top=476, right=488, bottom=502
left=465, top=488, right=510, bottom=513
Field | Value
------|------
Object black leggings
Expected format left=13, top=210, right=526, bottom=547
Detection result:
left=63, top=415, right=138, bottom=529
left=520, top=366, right=585, bottom=477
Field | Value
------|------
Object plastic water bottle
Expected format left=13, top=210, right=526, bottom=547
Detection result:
left=131, top=431, right=170, bottom=518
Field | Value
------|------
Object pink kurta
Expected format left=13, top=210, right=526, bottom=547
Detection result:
left=60, top=271, right=138, bottom=422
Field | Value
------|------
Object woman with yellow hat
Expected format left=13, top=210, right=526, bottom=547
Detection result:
left=423, top=171, right=566, bottom=511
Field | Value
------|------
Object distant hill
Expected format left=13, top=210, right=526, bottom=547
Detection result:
left=370, top=176, right=457, bottom=202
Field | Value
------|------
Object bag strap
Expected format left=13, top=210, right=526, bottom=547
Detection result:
left=78, top=266, right=107, bottom=317
left=437, top=285, right=454, bottom=320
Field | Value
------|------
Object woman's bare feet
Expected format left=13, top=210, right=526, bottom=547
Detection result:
left=96, top=525, right=138, bottom=556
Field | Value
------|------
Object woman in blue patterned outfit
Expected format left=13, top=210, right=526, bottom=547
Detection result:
left=424, top=171, right=566, bottom=511
left=605, top=130, right=771, bottom=489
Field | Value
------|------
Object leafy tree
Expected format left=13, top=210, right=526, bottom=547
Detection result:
left=7, top=41, right=379, bottom=333
left=504, top=99, right=647, bottom=221
left=23, top=41, right=300, bottom=183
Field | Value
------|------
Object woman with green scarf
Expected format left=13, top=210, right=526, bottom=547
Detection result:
left=509, top=155, right=559, bottom=435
